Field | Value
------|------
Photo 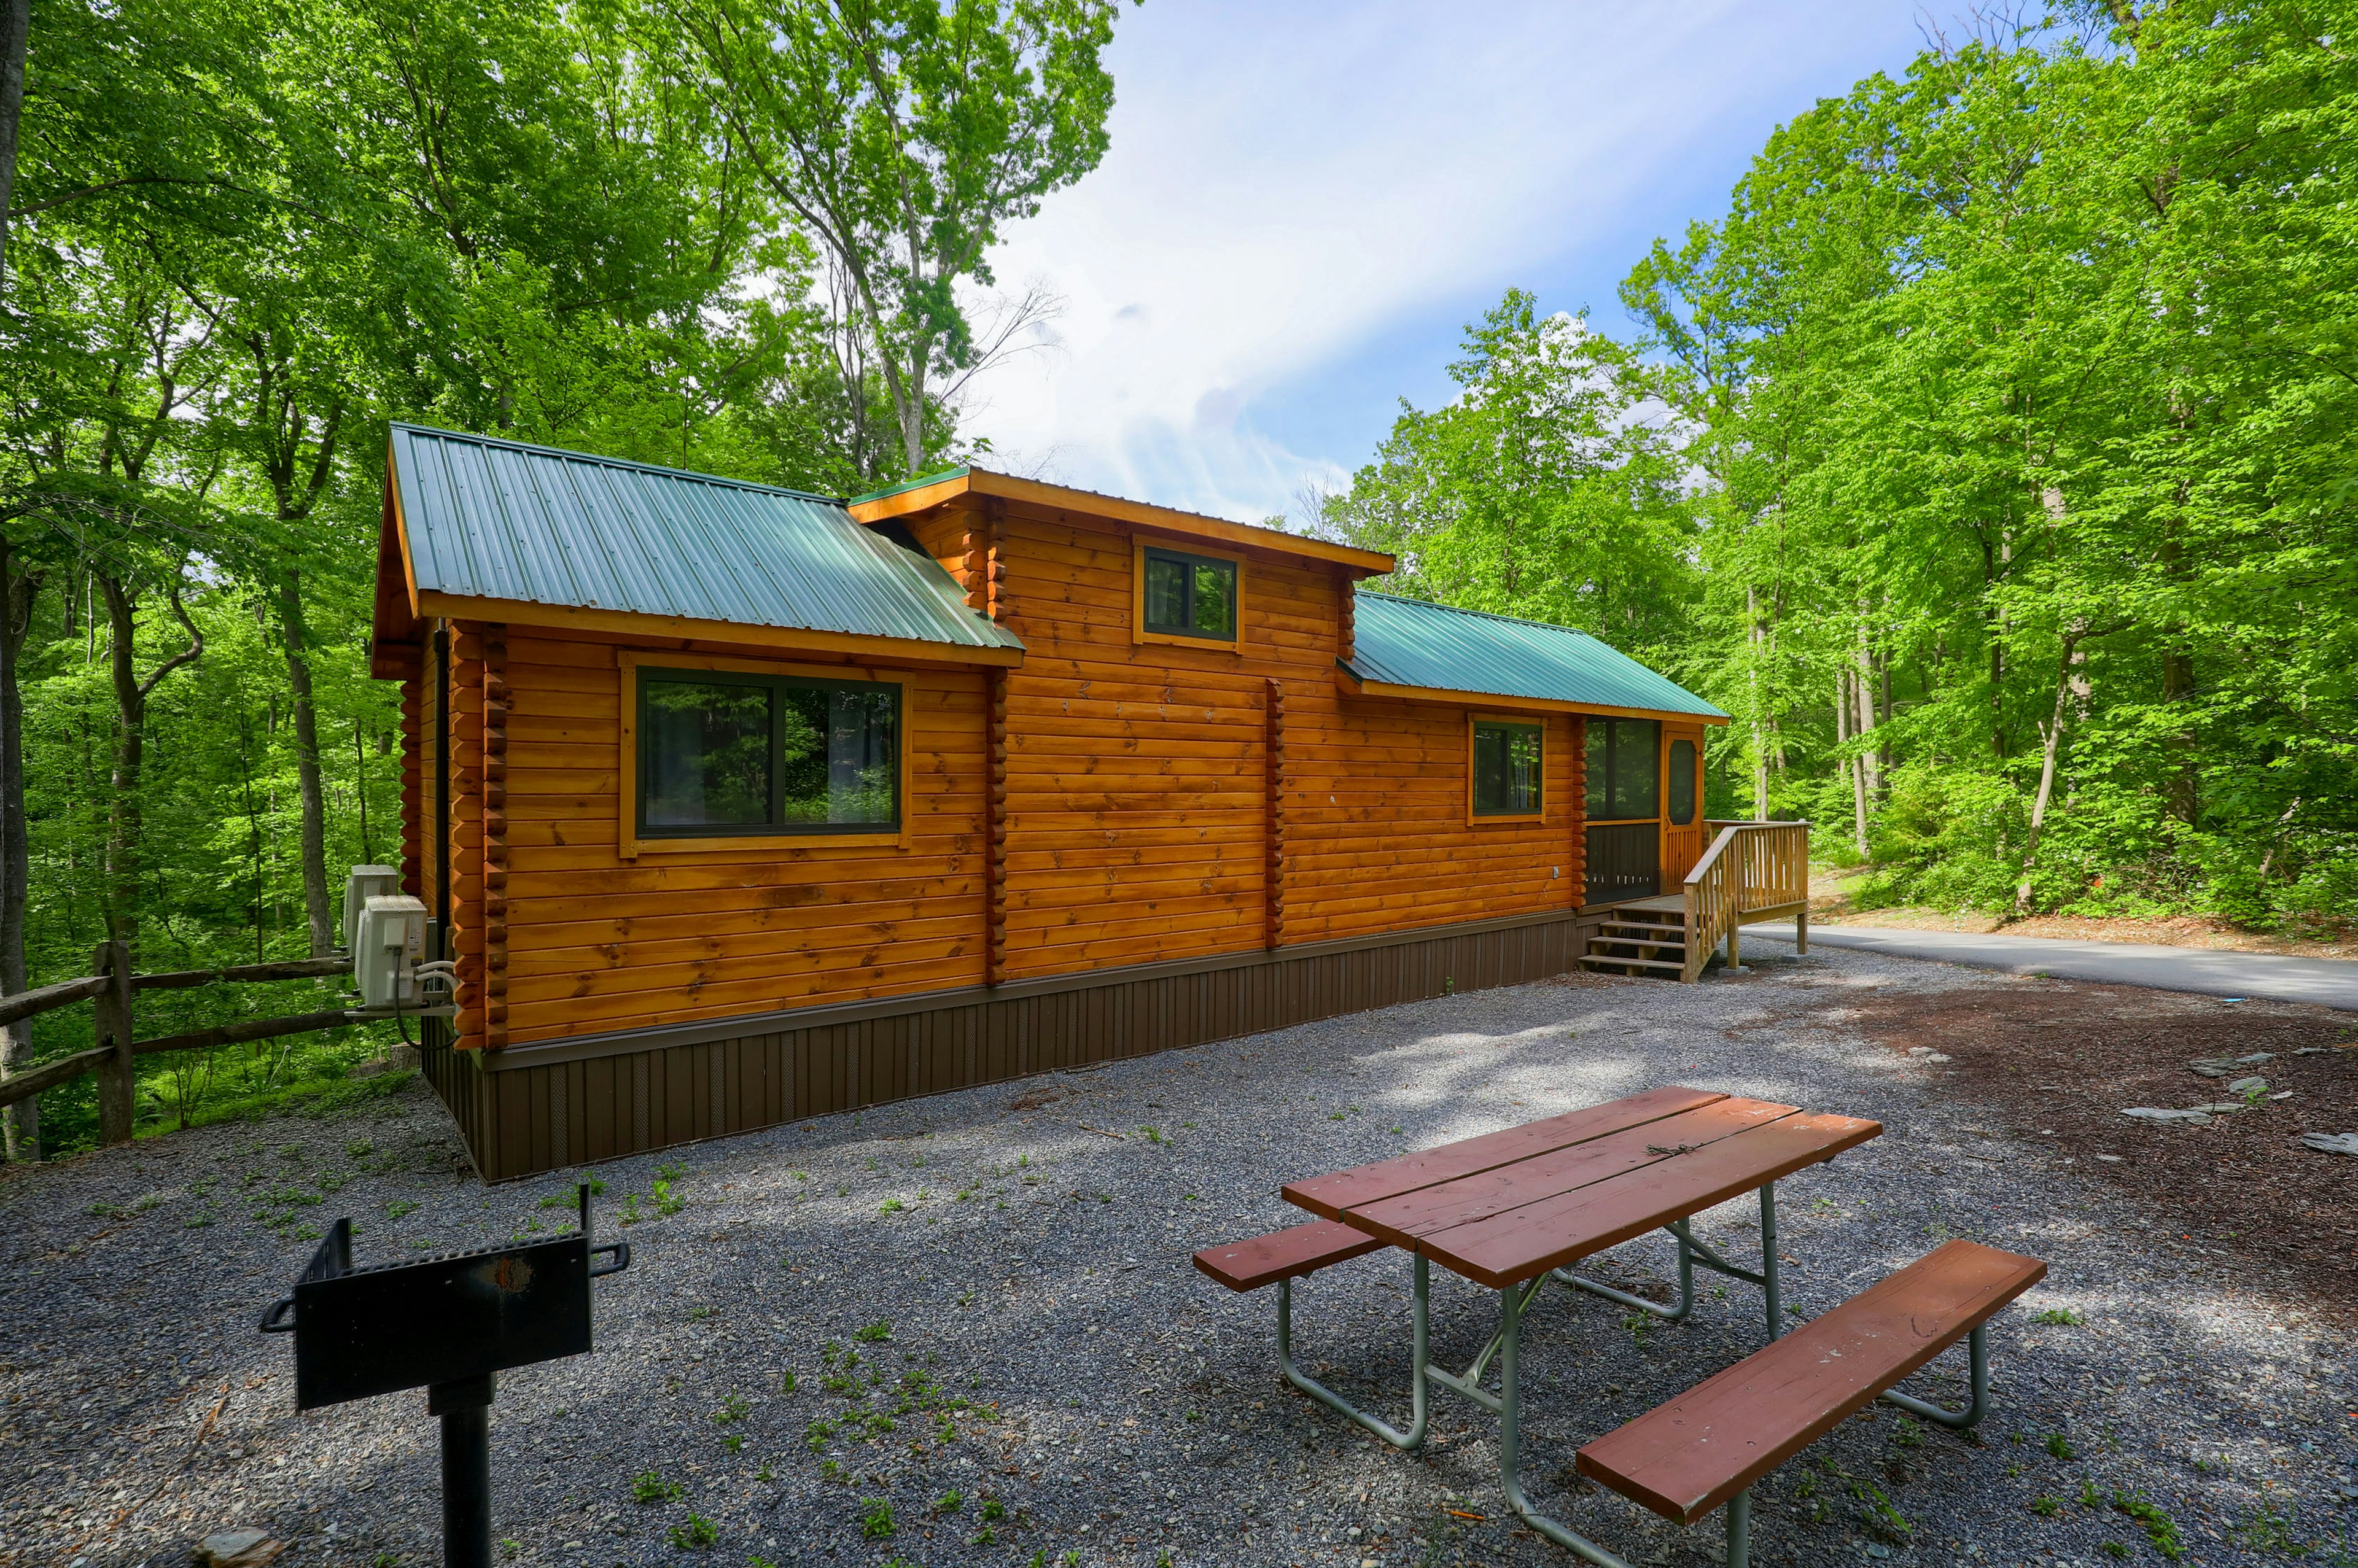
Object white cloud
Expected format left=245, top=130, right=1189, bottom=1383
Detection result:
left=957, top=1, right=1927, bottom=522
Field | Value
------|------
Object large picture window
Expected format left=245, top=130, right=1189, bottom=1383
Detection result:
left=637, top=667, right=900, bottom=839
left=1584, top=718, right=1661, bottom=820
left=1470, top=718, right=1544, bottom=818
left=1139, top=545, right=1238, bottom=641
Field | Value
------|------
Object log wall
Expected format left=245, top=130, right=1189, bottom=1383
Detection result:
left=492, top=634, right=990, bottom=1047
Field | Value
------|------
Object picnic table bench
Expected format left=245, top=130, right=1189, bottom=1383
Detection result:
left=1193, top=1086, right=2047, bottom=1567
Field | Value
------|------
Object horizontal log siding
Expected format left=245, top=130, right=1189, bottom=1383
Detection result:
left=908, top=497, right=1587, bottom=968
left=1284, top=704, right=1586, bottom=941
left=496, top=633, right=991, bottom=1045
left=445, top=904, right=1608, bottom=1179
left=987, top=499, right=1337, bottom=979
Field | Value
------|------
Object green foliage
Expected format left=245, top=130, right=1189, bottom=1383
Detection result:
left=0, top=0, right=1132, bottom=1161
left=1328, top=12, right=2358, bottom=928
left=1316, top=290, right=1698, bottom=672
left=667, top=1514, right=717, bottom=1549
left=632, top=1472, right=683, bottom=1504
left=2112, top=1489, right=2184, bottom=1561
left=859, top=1496, right=896, bottom=1539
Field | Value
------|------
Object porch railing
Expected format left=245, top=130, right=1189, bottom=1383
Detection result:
left=1681, top=820, right=1810, bottom=982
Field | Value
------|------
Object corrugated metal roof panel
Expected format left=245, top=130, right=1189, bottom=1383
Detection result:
left=388, top=425, right=1022, bottom=652
left=1346, top=591, right=1726, bottom=718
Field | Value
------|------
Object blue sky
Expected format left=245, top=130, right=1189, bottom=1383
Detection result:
left=963, top=2, right=1937, bottom=524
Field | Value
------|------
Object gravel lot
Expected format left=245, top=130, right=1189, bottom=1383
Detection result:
left=6, top=945, right=2357, bottom=1568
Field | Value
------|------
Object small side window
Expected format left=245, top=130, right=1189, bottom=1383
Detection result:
left=1471, top=720, right=1544, bottom=817
left=1140, top=546, right=1237, bottom=640
left=1669, top=738, right=1697, bottom=825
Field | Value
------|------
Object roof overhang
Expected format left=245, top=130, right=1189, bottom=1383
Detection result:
left=850, top=467, right=1396, bottom=577
left=409, top=590, right=1025, bottom=669
left=1333, top=664, right=1732, bottom=725
left=370, top=462, right=425, bottom=679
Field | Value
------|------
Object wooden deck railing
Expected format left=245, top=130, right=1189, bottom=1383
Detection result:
left=0, top=943, right=365, bottom=1149
left=1681, top=820, right=1810, bottom=982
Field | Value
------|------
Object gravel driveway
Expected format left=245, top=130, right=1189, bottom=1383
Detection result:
left=6, top=945, right=2356, bottom=1568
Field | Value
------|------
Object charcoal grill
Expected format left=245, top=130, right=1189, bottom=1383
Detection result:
left=261, top=1186, right=629, bottom=1567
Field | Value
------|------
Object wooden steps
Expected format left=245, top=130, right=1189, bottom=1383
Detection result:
left=1580, top=905, right=1689, bottom=979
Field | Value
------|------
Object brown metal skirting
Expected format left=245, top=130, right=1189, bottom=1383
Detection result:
left=422, top=904, right=1610, bottom=1181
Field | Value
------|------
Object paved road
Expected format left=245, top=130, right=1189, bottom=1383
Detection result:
left=1743, top=922, right=2358, bottom=1011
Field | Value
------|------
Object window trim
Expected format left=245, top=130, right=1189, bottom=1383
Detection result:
left=617, top=650, right=912, bottom=858
left=1132, top=535, right=1245, bottom=651
left=1466, top=712, right=1547, bottom=824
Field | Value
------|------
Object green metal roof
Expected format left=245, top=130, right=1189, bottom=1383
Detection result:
left=389, top=425, right=1021, bottom=654
left=1345, top=591, right=1726, bottom=719
left=847, top=466, right=971, bottom=505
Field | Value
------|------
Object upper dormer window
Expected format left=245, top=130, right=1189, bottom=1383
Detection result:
left=1140, top=545, right=1238, bottom=641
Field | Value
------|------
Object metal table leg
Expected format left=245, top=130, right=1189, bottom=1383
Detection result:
left=1277, top=1254, right=1430, bottom=1450
left=1496, top=1283, right=1754, bottom=1568
left=1561, top=1181, right=1784, bottom=1341
left=1881, top=1322, right=1988, bottom=1429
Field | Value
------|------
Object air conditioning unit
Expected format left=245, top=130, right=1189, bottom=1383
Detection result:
left=354, top=894, right=430, bottom=1009
left=341, top=864, right=403, bottom=953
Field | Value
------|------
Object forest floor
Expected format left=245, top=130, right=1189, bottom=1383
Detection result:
left=4, top=948, right=2356, bottom=1568
left=1808, top=864, right=2358, bottom=960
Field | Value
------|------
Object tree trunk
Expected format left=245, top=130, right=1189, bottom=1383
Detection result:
left=1877, top=652, right=1894, bottom=776
left=2015, top=627, right=2090, bottom=916
left=1853, top=634, right=1883, bottom=801
left=95, top=571, right=201, bottom=957
left=1837, top=665, right=1868, bottom=857
left=1747, top=586, right=1769, bottom=818
left=895, top=341, right=928, bottom=473
left=277, top=575, right=333, bottom=956
left=99, top=576, right=147, bottom=948
left=0, top=0, right=29, bottom=303
left=0, top=541, right=38, bottom=1160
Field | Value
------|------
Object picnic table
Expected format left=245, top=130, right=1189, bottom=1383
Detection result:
left=1207, top=1085, right=1885, bottom=1565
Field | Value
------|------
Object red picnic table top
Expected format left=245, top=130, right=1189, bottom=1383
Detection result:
left=1283, top=1085, right=1883, bottom=1290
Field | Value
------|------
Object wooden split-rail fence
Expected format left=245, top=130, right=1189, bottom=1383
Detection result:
left=0, top=942, right=368, bottom=1144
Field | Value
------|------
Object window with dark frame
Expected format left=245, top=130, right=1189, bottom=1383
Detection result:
left=1582, top=718, right=1662, bottom=820
left=1140, top=546, right=1238, bottom=640
left=639, top=668, right=900, bottom=838
left=1471, top=720, right=1544, bottom=817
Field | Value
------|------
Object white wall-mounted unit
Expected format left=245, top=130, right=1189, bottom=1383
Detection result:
left=354, top=893, right=430, bottom=1009
left=341, top=864, right=403, bottom=952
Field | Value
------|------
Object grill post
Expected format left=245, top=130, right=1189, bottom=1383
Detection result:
left=431, top=1373, right=496, bottom=1568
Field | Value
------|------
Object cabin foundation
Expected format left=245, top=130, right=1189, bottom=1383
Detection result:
left=422, top=904, right=1613, bottom=1180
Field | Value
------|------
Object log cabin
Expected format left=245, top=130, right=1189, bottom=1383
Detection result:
left=371, top=424, right=1802, bottom=1180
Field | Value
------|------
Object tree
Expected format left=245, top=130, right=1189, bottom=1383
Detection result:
left=1317, top=290, right=1699, bottom=669
left=656, top=0, right=1124, bottom=473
